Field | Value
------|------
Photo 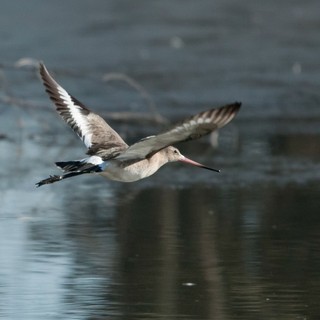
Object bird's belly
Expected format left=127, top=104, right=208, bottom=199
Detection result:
left=99, top=160, right=159, bottom=182
left=99, top=170, right=142, bottom=182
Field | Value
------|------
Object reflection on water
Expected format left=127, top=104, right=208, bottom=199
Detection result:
left=1, top=181, right=320, bottom=319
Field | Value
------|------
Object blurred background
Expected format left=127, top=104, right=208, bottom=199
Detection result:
left=1, top=0, right=320, bottom=319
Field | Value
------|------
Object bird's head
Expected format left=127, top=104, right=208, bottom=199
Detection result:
left=164, top=146, right=220, bottom=173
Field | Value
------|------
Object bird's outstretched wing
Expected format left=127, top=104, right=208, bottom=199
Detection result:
left=115, top=102, right=241, bottom=161
left=39, top=63, right=128, bottom=158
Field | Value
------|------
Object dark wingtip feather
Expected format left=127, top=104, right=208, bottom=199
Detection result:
left=39, top=61, right=45, bottom=71
left=217, top=101, right=241, bottom=120
left=227, top=101, right=241, bottom=111
left=39, top=61, right=48, bottom=80
left=234, top=101, right=242, bottom=110
left=232, top=101, right=241, bottom=114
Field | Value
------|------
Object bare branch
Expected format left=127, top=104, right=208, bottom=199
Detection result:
left=0, top=58, right=169, bottom=125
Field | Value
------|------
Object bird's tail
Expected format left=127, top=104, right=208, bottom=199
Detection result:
left=36, top=156, right=105, bottom=187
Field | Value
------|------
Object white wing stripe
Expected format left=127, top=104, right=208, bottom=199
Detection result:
left=56, top=84, right=93, bottom=148
left=40, top=63, right=128, bottom=156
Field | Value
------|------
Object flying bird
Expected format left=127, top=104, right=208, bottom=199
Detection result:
left=36, top=63, right=240, bottom=187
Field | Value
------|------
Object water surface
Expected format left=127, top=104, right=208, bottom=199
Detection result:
left=1, top=0, right=320, bottom=319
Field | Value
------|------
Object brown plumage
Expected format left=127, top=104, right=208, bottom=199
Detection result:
left=36, top=63, right=241, bottom=187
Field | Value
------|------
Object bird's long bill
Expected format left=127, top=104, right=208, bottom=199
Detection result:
left=179, top=156, right=220, bottom=173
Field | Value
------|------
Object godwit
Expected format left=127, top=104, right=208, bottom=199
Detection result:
left=36, top=63, right=240, bottom=187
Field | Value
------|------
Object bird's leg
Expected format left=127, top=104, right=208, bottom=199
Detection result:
left=36, top=174, right=63, bottom=187
left=36, top=172, right=84, bottom=187
left=36, top=171, right=88, bottom=187
left=36, top=164, right=103, bottom=187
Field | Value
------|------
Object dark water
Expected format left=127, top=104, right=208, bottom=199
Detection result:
left=1, top=0, right=320, bottom=319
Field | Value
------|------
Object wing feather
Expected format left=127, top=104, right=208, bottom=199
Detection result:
left=39, top=63, right=128, bottom=157
left=115, top=102, right=241, bottom=161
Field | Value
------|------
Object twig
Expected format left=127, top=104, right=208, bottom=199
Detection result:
left=0, top=58, right=170, bottom=125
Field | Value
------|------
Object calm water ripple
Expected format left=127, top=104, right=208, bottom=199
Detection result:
left=1, top=0, right=320, bottom=319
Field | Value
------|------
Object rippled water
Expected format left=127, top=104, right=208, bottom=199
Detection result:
left=1, top=0, right=320, bottom=319
left=2, top=182, right=320, bottom=319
